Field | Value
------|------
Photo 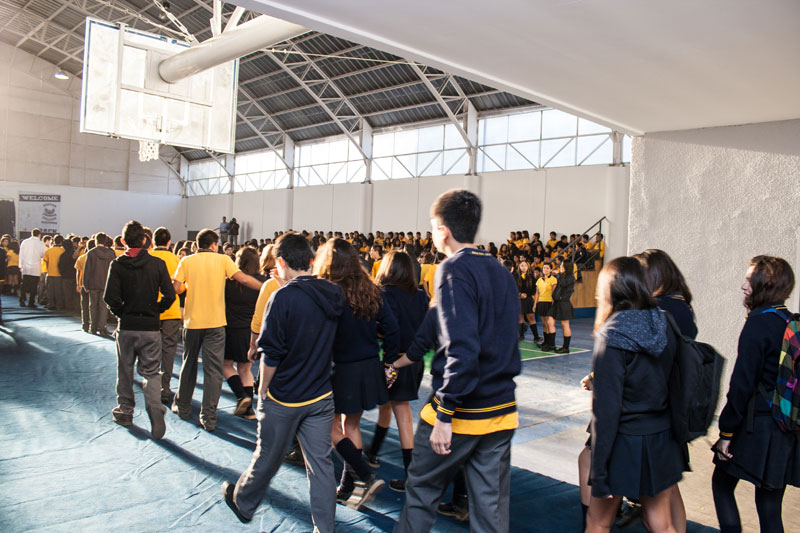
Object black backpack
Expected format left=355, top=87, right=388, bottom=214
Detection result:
left=666, top=313, right=726, bottom=443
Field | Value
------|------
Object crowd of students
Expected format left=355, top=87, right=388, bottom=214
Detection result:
left=1, top=190, right=798, bottom=533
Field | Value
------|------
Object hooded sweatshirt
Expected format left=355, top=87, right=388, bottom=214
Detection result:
left=590, top=307, right=677, bottom=497
left=258, top=275, right=345, bottom=404
left=103, top=250, right=176, bottom=331
left=83, top=246, right=117, bottom=291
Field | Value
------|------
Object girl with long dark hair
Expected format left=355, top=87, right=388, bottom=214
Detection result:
left=314, top=238, right=400, bottom=510
left=515, top=259, right=541, bottom=342
left=366, top=251, right=430, bottom=492
left=552, top=260, right=575, bottom=353
left=586, top=257, right=685, bottom=533
left=712, top=256, right=798, bottom=533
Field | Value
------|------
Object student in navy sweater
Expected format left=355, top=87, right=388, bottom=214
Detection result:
left=393, top=189, right=521, bottom=533
left=586, top=257, right=685, bottom=533
left=314, top=238, right=400, bottom=511
left=367, top=250, right=430, bottom=492
left=712, top=256, right=798, bottom=533
left=222, top=233, right=345, bottom=530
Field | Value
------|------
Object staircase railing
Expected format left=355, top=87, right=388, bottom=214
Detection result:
left=561, top=216, right=607, bottom=269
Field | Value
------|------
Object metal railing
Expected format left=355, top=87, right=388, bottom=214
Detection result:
left=561, top=216, right=608, bottom=271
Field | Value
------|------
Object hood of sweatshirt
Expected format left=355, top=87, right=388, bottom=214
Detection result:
left=90, top=246, right=117, bottom=261
left=599, top=308, right=668, bottom=356
left=288, top=275, right=345, bottom=320
left=116, top=249, right=152, bottom=270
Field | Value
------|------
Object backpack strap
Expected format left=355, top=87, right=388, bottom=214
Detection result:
left=762, top=306, right=792, bottom=322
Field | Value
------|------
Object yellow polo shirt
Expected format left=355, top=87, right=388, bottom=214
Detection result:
left=371, top=259, right=382, bottom=279
left=173, top=251, right=240, bottom=329
left=536, top=276, right=558, bottom=302
left=151, top=248, right=181, bottom=321
left=42, top=246, right=64, bottom=277
left=75, top=252, right=88, bottom=287
left=250, top=278, right=281, bottom=334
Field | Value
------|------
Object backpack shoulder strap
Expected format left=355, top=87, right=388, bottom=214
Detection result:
left=762, top=306, right=793, bottom=322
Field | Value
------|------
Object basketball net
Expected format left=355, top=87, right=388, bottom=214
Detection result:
left=138, top=140, right=160, bottom=162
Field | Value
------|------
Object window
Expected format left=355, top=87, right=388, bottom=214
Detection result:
left=372, top=123, right=468, bottom=179
left=234, top=150, right=289, bottom=191
left=186, top=160, right=229, bottom=197
left=477, top=109, right=615, bottom=172
left=295, top=137, right=366, bottom=186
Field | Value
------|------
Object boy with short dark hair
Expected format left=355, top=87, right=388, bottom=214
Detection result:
left=104, top=220, right=176, bottom=439
left=222, top=232, right=345, bottom=530
left=393, top=189, right=521, bottom=533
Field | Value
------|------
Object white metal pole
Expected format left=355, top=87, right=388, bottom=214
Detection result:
left=158, top=15, right=307, bottom=84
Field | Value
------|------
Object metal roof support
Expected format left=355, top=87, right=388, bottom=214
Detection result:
left=238, top=85, right=294, bottom=169
left=409, top=63, right=477, bottom=175
left=263, top=46, right=370, bottom=163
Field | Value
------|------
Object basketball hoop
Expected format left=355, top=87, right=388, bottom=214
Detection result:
left=138, top=140, right=160, bottom=162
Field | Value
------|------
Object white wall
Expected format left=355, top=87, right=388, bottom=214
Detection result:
left=0, top=42, right=183, bottom=220
left=628, top=119, right=800, bottom=390
left=186, top=165, right=630, bottom=257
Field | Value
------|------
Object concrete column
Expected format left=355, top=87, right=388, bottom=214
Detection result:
left=466, top=101, right=479, bottom=175
left=360, top=119, right=373, bottom=183
left=360, top=182, right=374, bottom=233
left=283, top=135, right=295, bottom=189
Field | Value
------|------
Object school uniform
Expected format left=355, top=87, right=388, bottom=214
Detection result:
left=224, top=274, right=267, bottom=363
left=516, top=272, right=536, bottom=315
left=381, top=285, right=429, bottom=401
left=150, top=247, right=182, bottom=403
left=715, top=304, right=800, bottom=489
left=331, top=295, right=400, bottom=414
left=590, top=308, right=686, bottom=498
left=84, top=246, right=116, bottom=334
left=535, top=275, right=557, bottom=317
left=551, top=272, right=574, bottom=320
left=657, top=294, right=697, bottom=339
left=43, top=245, right=64, bottom=309
left=397, top=248, right=521, bottom=533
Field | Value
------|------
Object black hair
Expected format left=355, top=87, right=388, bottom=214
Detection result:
left=32, top=228, right=41, bottom=237
left=197, top=229, right=218, bottom=249
left=122, top=220, right=146, bottom=248
left=635, top=249, right=693, bottom=305
left=430, top=189, right=481, bottom=244
left=274, top=232, right=314, bottom=271
left=154, top=227, right=171, bottom=247
left=53, top=234, right=64, bottom=245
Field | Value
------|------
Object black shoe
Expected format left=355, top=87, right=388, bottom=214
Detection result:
left=388, top=479, right=406, bottom=492
left=539, top=344, right=555, bottom=352
left=147, top=404, right=167, bottom=440
left=28, top=303, right=36, bottom=309
left=113, top=412, right=133, bottom=427
left=284, top=446, right=305, bottom=467
left=347, top=475, right=385, bottom=510
left=438, top=500, right=469, bottom=521
left=171, top=401, right=191, bottom=420
left=336, top=486, right=353, bottom=504
left=243, top=405, right=256, bottom=420
left=233, top=396, right=252, bottom=418
left=221, top=482, right=251, bottom=524
left=364, top=451, right=380, bottom=468
left=533, top=336, right=543, bottom=343
left=554, top=346, right=570, bottom=354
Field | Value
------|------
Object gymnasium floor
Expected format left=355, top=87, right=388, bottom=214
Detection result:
left=2, top=295, right=792, bottom=532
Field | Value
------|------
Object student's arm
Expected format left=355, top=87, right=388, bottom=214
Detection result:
left=589, top=340, right=625, bottom=498
left=377, top=296, right=402, bottom=363
left=533, top=282, right=540, bottom=309
left=156, top=261, right=176, bottom=313
left=258, top=362, right=277, bottom=399
left=172, top=257, right=187, bottom=295
left=258, top=291, right=288, bottom=370
left=103, top=263, right=123, bottom=316
left=232, top=270, right=263, bottom=290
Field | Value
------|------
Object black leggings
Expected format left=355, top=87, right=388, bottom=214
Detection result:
left=712, top=465, right=786, bottom=533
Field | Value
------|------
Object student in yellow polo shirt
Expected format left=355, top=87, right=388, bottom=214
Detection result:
left=534, top=262, right=559, bottom=351
left=151, top=227, right=182, bottom=405
left=171, top=228, right=263, bottom=432
left=43, top=234, right=65, bottom=310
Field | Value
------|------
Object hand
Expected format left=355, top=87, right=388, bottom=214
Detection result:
left=247, top=344, right=258, bottom=362
left=385, top=364, right=398, bottom=388
left=712, top=438, right=733, bottom=461
left=430, top=420, right=452, bottom=455
left=581, top=374, right=593, bottom=391
left=270, top=267, right=287, bottom=287
left=520, top=293, right=527, bottom=299
left=258, top=375, right=269, bottom=400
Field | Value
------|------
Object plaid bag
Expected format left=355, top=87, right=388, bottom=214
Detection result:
left=763, top=307, right=800, bottom=432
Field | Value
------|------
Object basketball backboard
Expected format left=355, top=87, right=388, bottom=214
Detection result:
left=80, top=18, right=238, bottom=154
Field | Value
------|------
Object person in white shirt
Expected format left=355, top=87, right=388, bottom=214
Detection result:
left=19, top=228, right=47, bottom=308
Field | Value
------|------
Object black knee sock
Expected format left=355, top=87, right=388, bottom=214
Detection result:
left=369, top=424, right=389, bottom=456
left=712, top=466, right=742, bottom=533
left=226, top=375, right=245, bottom=399
left=755, top=485, right=786, bottom=533
left=335, top=438, right=371, bottom=481
left=531, top=322, right=539, bottom=338
left=243, top=385, right=253, bottom=399
left=518, top=323, right=527, bottom=339
left=581, top=504, right=588, bottom=531
left=562, top=336, right=571, bottom=350
left=339, top=463, right=355, bottom=492
left=401, top=448, right=413, bottom=474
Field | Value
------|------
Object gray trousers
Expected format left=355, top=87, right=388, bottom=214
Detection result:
left=113, top=330, right=162, bottom=417
left=79, top=289, right=90, bottom=331
left=234, top=395, right=336, bottom=531
left=395, top=421, right=514, bottom=533
left=46, top=276, right=62, bottom=309
left=159, top=319, right=181, bottom=401
left=37, top=274, right=48, bottom=305
left=174, top=327, right=225, bottom=428
left=88, top=289, right=109, bottom=333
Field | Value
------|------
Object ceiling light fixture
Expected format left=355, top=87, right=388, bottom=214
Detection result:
left=53, top=70, right=69, bottom=80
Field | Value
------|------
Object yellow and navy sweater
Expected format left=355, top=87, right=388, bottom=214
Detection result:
left=423, top=247, right=521, bottom=433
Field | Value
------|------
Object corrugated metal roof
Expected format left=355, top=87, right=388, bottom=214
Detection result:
left=0, top=0, right=539, bottom=162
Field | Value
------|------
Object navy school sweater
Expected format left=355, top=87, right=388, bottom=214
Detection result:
left=657, top=293, right=698, bottom=339
left=430, top=247, right=521, bottom=423
left=381, top=285, right=429, bottom=363
left=332, top=293, right=401, bottom=364
left=258, top=276, right=345, bottom=404
left=406, top=306, right=440, bottom=362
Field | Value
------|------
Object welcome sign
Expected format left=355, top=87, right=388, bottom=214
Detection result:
left=18, top=194, right=61, bottom=234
